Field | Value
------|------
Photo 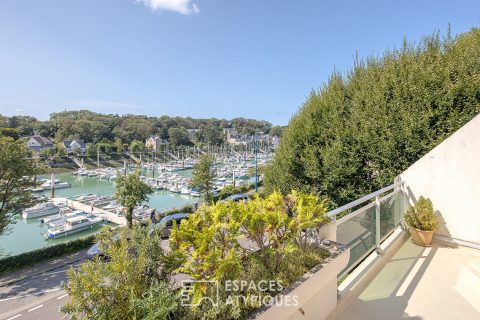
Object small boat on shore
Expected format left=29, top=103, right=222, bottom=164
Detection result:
left=22, top=202, right=60, bottom=219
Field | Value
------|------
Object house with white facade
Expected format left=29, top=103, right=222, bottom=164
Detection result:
left=26, top=135, right=54, bottom=152
left=63, top=140, right=86, bottom=154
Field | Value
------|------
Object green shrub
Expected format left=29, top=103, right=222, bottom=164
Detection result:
left=212, top=182, right=262, bottom=202
left=170, top=191, right=330, bottom=319
left=0, top=235, right=95, bottom=275
left=265, top=28, right=480, bottom=207
left=163, top=204, right=195, bottom=216
left=62, top=225, right=178, bottom=319
left=404, top=196, right=438, bottom=231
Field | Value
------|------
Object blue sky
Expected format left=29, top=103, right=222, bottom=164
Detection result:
left=0, top=1, right=479, bottom=125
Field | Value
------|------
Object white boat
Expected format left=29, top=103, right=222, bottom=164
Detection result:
left=41, top=180, right=71, bottom=190
left=190, top=190, right=201, bottom=197
left=180, top=187, right=191, bottom=195
left=103, top=200, right=120, bottom=211
left=46, top=215, right=103, bottom=239
left=43, top=210, right=86, bottom=226
left=22, top=202, right=60, bottom=219
left=132, top=205, right=154, bottom=221
left=75, top=194, right=95, bottom=202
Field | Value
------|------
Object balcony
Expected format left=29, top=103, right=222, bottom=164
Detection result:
left=312, top=174, right=480, bottom=320
left=331, top=239, right=480, bottom=319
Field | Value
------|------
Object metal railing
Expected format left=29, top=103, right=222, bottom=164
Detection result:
left=327, top=180, right=409, bottom=278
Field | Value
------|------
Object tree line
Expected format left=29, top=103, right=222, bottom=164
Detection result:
left=265, top=27, right=480, bottom=207
left=0, top=111, right=285, bottom=149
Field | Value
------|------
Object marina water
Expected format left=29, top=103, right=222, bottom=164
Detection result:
left=0, top=170, right=198, bottom=257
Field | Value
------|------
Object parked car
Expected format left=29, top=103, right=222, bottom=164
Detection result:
left=85, top=233, right=130, bottom=260
left=223, top=193, right=250, bottom=203
left=86, top=213, right=190, bottom=260
left=153, top=212, right=190, bottom=238
left=86, top=242, right=104, bottom=260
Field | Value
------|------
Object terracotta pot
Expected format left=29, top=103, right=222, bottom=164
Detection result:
left=410, top=227, right=434, bottom=246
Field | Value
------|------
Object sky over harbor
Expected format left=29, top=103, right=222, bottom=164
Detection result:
left=0, top=1, right=479, bottom=125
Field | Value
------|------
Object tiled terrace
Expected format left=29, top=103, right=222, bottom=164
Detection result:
left=329, top=239, right=480, bottom=320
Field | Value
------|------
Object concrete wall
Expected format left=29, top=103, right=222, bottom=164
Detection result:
left=399, top=114, right=480, bottom=244
left=253, top=246, right=349, bottom=320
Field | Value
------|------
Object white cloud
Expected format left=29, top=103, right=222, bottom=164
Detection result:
left=137, top=0, right=199, bottom=15
left=14, top=108, right=24, bottom=112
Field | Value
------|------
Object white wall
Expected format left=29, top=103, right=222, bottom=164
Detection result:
left=399, top=114, right=480, bottom=244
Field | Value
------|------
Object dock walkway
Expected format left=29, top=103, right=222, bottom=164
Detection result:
left=52, top=198, right=126, bottom=226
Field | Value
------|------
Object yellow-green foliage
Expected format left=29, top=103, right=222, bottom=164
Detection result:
left=404, top=196, right=438, bottom=231
left=170, top=191, right=330, bottom=308
left=171, top=191, right=330, bottom=279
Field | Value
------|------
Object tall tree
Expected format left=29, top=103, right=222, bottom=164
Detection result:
left=191, top=154, right=216, bottom=202
left=167, top=127, right=192, bottom=146
left=0, top=137, right=38, bottom=235
left=114, top=171, right=153, bottom=228
left=129, top=140, right=145, bottom=153
left=265, top=28, right=480, bottom=207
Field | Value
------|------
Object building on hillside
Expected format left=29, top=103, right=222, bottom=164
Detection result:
left=224, top=128, right=247, bottom=145
left=26, top=135, right=54, bottom=152
left=224, top=128, right=279, bottom=147
left=145, top=135, right=167, bottom=151
left=63, top=140, right=86, bottom=154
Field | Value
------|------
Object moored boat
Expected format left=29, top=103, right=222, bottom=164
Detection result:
left=46, top=215, right=103, bottom=239
left=22, top=202, right=60, bottom=219
left=40, top=179, right=71, bottom=190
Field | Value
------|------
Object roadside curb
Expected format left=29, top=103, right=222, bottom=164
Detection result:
left=0, top=256, right=84, bottom=288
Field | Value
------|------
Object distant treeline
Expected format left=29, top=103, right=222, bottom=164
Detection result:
left=265, top=27, right=480, bottom=207
left=0, top=111, right=285, bottom=147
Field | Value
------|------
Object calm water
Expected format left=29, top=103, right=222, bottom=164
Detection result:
left=0, top=170, right=198, bottom=257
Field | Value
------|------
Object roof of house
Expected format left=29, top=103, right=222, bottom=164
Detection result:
left=63, top=140, right=86, bottom=149
left=30, top=135, right=53, bottom=147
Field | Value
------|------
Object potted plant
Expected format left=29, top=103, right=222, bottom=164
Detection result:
left=404, top=196, right=438, bottom=246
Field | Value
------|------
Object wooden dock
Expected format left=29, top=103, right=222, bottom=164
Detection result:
left=52, top=197, right=126, bottom=226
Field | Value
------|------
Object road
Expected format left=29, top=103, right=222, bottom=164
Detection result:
left=0, top=240, right=171, bottom=320
left=0, top=261, right=80, bottom=320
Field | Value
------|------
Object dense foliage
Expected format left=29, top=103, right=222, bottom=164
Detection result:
left=169, top=191, right=330, bottom=318
left=265, top=28, right=480, bottom=207
left=0, top=111, right=278, bottom=147
left=0, top=235, right=95, bottom=274
left=62, top=226, right=178, bottom=320
left=63, top=192, right=330, bottom=320
left=404, top=196, right=438, bottom=231
left=0, top=137, right=38, bottom=235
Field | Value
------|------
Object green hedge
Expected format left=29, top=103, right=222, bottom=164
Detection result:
left=212, top=181, right=262, bottom=202
left=162, top=204, right=195, bottom=216
left=0, top=235, right=95, bottom=275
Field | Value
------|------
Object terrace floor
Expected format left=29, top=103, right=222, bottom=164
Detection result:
left=330, top=239, right=480, bottom=320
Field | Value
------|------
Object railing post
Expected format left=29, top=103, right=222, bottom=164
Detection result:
left=375, top=195, right=382, bottom=254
